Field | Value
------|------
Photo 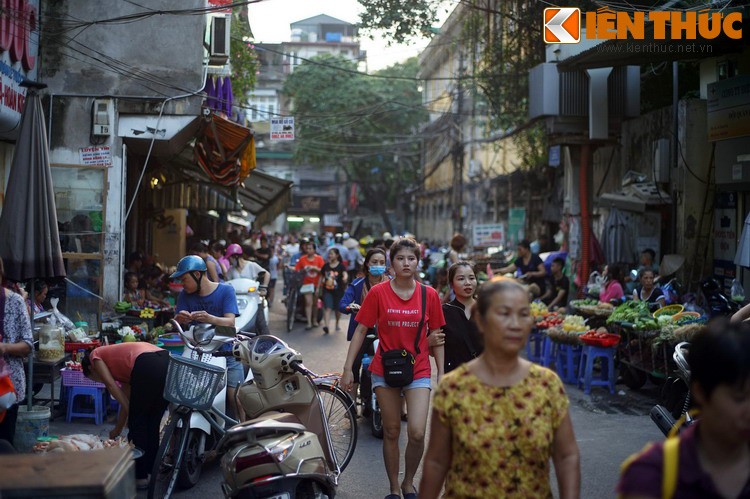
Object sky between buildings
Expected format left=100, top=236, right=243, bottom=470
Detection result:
left=248, top=0, right=453, bottom=71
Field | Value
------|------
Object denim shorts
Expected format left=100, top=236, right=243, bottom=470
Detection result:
left=371, top=373, right=431, bottom=391
left=225, top=356, right=245, bottom=388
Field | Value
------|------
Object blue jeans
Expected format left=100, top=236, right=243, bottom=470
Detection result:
left=370, top=373, right=431, bottom=391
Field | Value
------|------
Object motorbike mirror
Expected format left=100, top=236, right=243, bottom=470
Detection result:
left=193, top=324, right=216, bottom=345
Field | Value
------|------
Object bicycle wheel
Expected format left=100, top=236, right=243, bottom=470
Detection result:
left=286, top=288, right=298, bottom=332
left=148, top=413, right=190, bottom=499
left=317, top=385, right=357, bottom=471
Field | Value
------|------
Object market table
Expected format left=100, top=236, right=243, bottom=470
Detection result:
left=0, top=447, right=134, bottom=498
left=24, top=354, right=70, bottom=420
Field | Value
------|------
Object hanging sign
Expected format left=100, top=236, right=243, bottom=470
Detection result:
left=79, top=146, right=112, bottom=166
left=0, top=0, right=39, bottom=140
left=270, top=117, right=294, bottom=141
left=707, top=75, right=750, bottom=142
left=472, top=223, right=505, bottom=248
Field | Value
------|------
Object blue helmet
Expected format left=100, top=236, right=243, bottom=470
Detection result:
left=170, top=255, right=207, bottom=279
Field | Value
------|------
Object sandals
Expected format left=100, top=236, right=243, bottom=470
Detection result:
left=401, top=486, right=418, bottom=499
left=323, top=326, right=330, bottom=334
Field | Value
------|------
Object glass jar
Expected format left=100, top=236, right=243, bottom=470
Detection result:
left=38, top=325, right=65, bottom=362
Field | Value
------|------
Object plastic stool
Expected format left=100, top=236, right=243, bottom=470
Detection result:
left=555, top=344, right=582, bottom=384
left=66, top=386, right=105, bottom=425
left=526, top=330, right=545, bottom=364
left=541, top=335, right=557, bottom=368
left=578, top=345, right=616, bottom=394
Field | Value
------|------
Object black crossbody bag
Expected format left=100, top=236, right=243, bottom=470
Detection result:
left=381, top=283, right=426, bottom=388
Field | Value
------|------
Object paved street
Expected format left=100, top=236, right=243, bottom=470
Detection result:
left=49, top=302, right=664, bottom=498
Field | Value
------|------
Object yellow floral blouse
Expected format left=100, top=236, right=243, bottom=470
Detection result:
left=433, top=363, right=569, bottom=498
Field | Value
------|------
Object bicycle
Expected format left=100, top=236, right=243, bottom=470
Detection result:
left=284, top=269, right=305, bottom=332
left=149, top=325, right=357, bottom=499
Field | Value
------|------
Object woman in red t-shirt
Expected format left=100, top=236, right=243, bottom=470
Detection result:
left=342, top=237, right=445, bottom=499
left=294, top=241, right=325, bottom=329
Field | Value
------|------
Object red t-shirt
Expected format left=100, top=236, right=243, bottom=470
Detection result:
left=355, top=281, right=445, bottom=379
left=90, top=342, right=163, bottom=383
left=294, top=254, right=325, bottom=286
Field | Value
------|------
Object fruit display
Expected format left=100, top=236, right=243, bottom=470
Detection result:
left=570, top=299, right=599, bottom=308
left=546, top=325, right=585, bottom=345
left=580, top=329, right=620, bottom=347
left=562, top=315, right=586, bottom=333
left=139, top=308, right=155, bottom=319
left=530, top=301, right=548, bottom=318
left=536, top=313, right=564, bottom=329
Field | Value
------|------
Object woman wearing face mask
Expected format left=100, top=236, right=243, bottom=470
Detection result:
left=342, top=238, right=445, bottom=499
left=429, top=262, right=483, bottom=373
left=339, top=248, right=389, bottom=400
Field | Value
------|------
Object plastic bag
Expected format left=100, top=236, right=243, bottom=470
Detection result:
left=49, top=297, right=76, bottom=331
left=730, top=279, right=745, bottom=303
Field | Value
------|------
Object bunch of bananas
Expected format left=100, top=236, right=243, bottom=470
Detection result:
left=114, top=301, right=131, bottom=313
left=139, top=308, right=155, bottom=319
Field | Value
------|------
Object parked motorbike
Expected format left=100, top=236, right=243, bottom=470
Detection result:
left=217, top=334, right=357, bottom=498
left=149, top=321, right=244, bottom=499
left=700, top=278, right=740, bottom=317
left=228, top=277, right=270, bottom=335
left=172, top=322, right=252, bottom=489
left=650, top=342, right=695, bottom=437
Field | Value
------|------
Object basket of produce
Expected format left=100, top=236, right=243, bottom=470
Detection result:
left=580, top=329, right=621, bottom=348
left=530, top=301, right=549, bottom=318
left=571, top=299, right=614, bottom=317
left=653, top=304, right=684, bottom=319
left=607, top=301, right=652, bottom=325
left=546, top=326, right=584, bottom=345
left=536, top=313, right=563, bottom=330
left=672, top=322, right=707, bottom=343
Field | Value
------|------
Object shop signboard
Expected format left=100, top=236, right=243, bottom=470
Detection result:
left=289, top=194, right=337, bottom=213
left=713, top=191, right=737, bottom=290
left=508, top=207, right=526, bottom=245
left=472, top=223, right=505, bottom=248
left=707, top=75, right=750, bottom=142
left=270, top=117, right=294, bottom=141
left=208, top=0, right=233, bottom=12
left=79, top=146, right=112, bottom=166
left=0, top=0, right=39, bottom=140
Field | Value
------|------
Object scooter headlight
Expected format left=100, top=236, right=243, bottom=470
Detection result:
left=269, top=434, right=298, bottom=463
left=248, top=286, right=257, bottom=293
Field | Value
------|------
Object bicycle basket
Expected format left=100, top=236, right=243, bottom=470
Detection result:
left=163, top=355, right=226, bottom=410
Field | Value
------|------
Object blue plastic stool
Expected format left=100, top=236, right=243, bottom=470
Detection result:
left=541, top=335, right=557, bottom=368
left=577, top=345, right=616, bottom=394
left=526, top=330, right=545, bottom=364
left=66, top=386, right=105, bottom=425
left=555, top=344, right=582, bottom=384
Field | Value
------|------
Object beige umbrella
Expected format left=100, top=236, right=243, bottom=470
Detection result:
left=659, top=254, right=685, bottom=277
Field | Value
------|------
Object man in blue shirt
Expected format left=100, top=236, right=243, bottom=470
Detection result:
left=172, top=255, right=243, bottom=418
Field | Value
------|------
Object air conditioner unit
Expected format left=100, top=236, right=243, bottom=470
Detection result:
left=209, top=15, right=231, bottom=66
left=468, top=159, right=482, bottom=178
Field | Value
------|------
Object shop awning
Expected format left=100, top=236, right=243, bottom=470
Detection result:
left=152, top=144, right=291, bottom=226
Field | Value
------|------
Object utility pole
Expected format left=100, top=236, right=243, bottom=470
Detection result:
left=452, top=48, right=465, bottom=235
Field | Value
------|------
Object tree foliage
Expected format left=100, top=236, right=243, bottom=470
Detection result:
left=283, top=55, right=427, bottom=231
left=230, top=7, right=259, bottom=102
left=358, top=0, right=440, bottom=43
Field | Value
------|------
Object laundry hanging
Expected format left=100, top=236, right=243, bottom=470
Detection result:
left=193, top=112, right=256, bottom=187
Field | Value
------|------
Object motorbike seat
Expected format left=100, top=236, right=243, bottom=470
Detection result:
left=218, top=412, right=306, bottom=451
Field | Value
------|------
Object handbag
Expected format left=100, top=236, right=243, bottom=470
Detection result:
left=299, top=283, right=315, bottom=294
left=381, top=284, right=426, bottom=387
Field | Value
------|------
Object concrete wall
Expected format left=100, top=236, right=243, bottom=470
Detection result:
left=39, top=0, right=206, bottom=314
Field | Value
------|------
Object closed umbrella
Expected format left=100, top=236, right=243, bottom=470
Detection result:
left=601, top=208, right=635, bottom=264
left=0, top=81, right=66, bottom=409
left=735, top=213, right=750, bottom=267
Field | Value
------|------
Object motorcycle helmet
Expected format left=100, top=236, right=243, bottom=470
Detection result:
left=225, top=243, right=243, bottom=258
left=170, top=255, right=207, bottom=279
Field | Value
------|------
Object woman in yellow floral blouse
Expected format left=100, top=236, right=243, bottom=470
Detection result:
left=420, top=278, right=580, bottom=498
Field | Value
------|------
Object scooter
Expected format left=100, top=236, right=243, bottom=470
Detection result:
left=650, top=342, right=695, bottom=437
left=174, top=323, right=254, bottom=489
left=217, top=335, right=354, bottom=498
left=228, top=277, right=270, bottom=335
left=700, top=278, right=740, bottom=317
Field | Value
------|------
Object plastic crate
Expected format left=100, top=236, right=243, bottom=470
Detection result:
left=61, top=368, right=105, bottom=388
